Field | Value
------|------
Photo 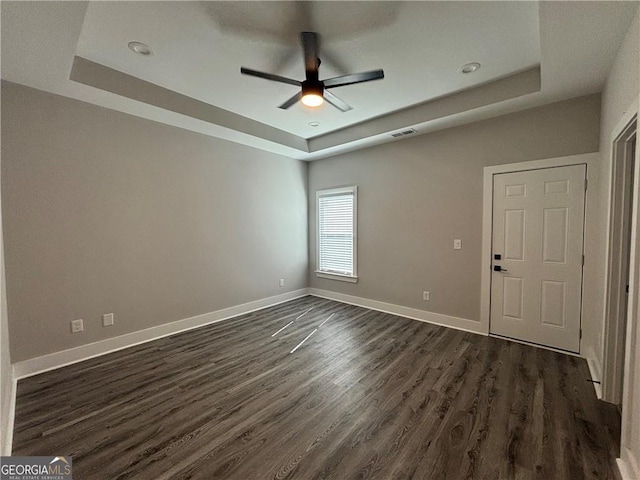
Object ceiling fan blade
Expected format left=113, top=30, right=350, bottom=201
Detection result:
left=301, top=32, right=320, bottom=78
left=323, top=91, right=353, bottom=112
left=278, top=92, right=303, bottom=110
left=323, top=69, right=384, bottom=88
left=241, top=67, right=301, bottom=87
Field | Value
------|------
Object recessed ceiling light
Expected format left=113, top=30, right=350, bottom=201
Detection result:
left=128, top=41, right=154, bottom=56
left=459, top=62, right=481, bottom=74
left=308, top=122, right=321, bottom=127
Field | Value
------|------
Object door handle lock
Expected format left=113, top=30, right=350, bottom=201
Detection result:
left=493, top=265, right=508, bottom=272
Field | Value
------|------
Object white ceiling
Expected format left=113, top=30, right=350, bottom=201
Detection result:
left=2, top=1, right=638, bottom=160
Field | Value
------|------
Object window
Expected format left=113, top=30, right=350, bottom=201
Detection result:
left=316, top=186, right=358, bottom=282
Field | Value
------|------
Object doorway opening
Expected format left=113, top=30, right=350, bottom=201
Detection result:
left=603, top=116, right=637, bottom=407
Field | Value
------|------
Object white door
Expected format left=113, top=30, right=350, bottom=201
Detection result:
left=490, top=165, right=586, bottom=352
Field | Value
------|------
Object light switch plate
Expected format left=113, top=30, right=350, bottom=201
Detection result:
left=454, top=239, right=462, bottom=250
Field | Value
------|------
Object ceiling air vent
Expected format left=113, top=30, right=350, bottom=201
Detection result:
left=391, top=128, right=417, bottom=138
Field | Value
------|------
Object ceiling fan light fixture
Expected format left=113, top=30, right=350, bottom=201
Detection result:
left=301, top=81, right=324, bottom=108
left=302, top=93, right=324, bottom=108
left=240, top=32, right=383, bottom=112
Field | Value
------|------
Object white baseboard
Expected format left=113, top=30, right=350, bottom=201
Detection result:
left=13, top=289, right=308, bottom=380
left=2, top=373, right=17, bottom=455
left=617, top=456, right=640, bottom=480
left=308, top=288, right=483, bottom=335
left=11, top=287, right=482, bottom=382
left=585, top=349, right=603, bottom=399
left=5, top=287, right=611, bottom=458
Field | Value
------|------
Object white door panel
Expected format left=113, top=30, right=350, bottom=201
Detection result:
left=490, top=165, right=586, bottom=352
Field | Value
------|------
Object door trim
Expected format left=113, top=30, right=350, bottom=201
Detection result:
left=617, top=97, right=640, bottom=480
left=480, top=153, right=600, bottom=348
left=603, top=115, right=637, bottom=405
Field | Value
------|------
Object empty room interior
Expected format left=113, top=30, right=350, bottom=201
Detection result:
left=1, top=1, right=640, bottom=479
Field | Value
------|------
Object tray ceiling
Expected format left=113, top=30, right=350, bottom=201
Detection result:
left=2, top=1, right=637, bottom=160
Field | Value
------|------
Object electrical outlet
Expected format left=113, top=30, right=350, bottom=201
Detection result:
left=71, top=319, right=84, bottom=333
left=103, top=313, right=114, bottom=327
left=423, top=291, right=430, bottom=301
left=279, top=278, right=285, bottom=287
left=453, top=239, right=462, bottom=250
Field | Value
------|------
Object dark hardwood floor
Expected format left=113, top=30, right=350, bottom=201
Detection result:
left=12, top=296, right=620, bottom=479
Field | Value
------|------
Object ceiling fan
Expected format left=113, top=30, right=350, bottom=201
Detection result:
left=241, top=32, right=384, bottom=112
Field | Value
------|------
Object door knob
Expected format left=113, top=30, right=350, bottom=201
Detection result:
left=493, top=265, right=508, bottom=272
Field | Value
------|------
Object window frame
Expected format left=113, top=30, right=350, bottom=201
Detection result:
left=315, top=185, right=358, bottom=283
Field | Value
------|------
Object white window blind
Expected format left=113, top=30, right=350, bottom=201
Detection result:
left=317, top=187, right=357, bottom=278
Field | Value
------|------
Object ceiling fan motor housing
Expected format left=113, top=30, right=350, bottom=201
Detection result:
left=302, top=80, right=324, bottom=98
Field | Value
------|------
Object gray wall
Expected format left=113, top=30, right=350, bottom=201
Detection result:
left=585, top=8, right=640, bottom=370
left=2, top=82, right=309, bottom=362
left=309, top=94, right=601, bottom=322
left=595, top=8, right=640, bottom=472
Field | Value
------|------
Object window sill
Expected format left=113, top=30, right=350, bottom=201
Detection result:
left=315, top=271, right=359, bottom=283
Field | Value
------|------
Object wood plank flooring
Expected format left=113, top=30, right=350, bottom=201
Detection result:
left=12, top=296, right=621, bottom=479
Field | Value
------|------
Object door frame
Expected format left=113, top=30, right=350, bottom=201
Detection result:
left=603, top=115, right=637, bottom=405
left=614, top=96, right=640, bottom=480
left=480, top=153, right=600, bottom=351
